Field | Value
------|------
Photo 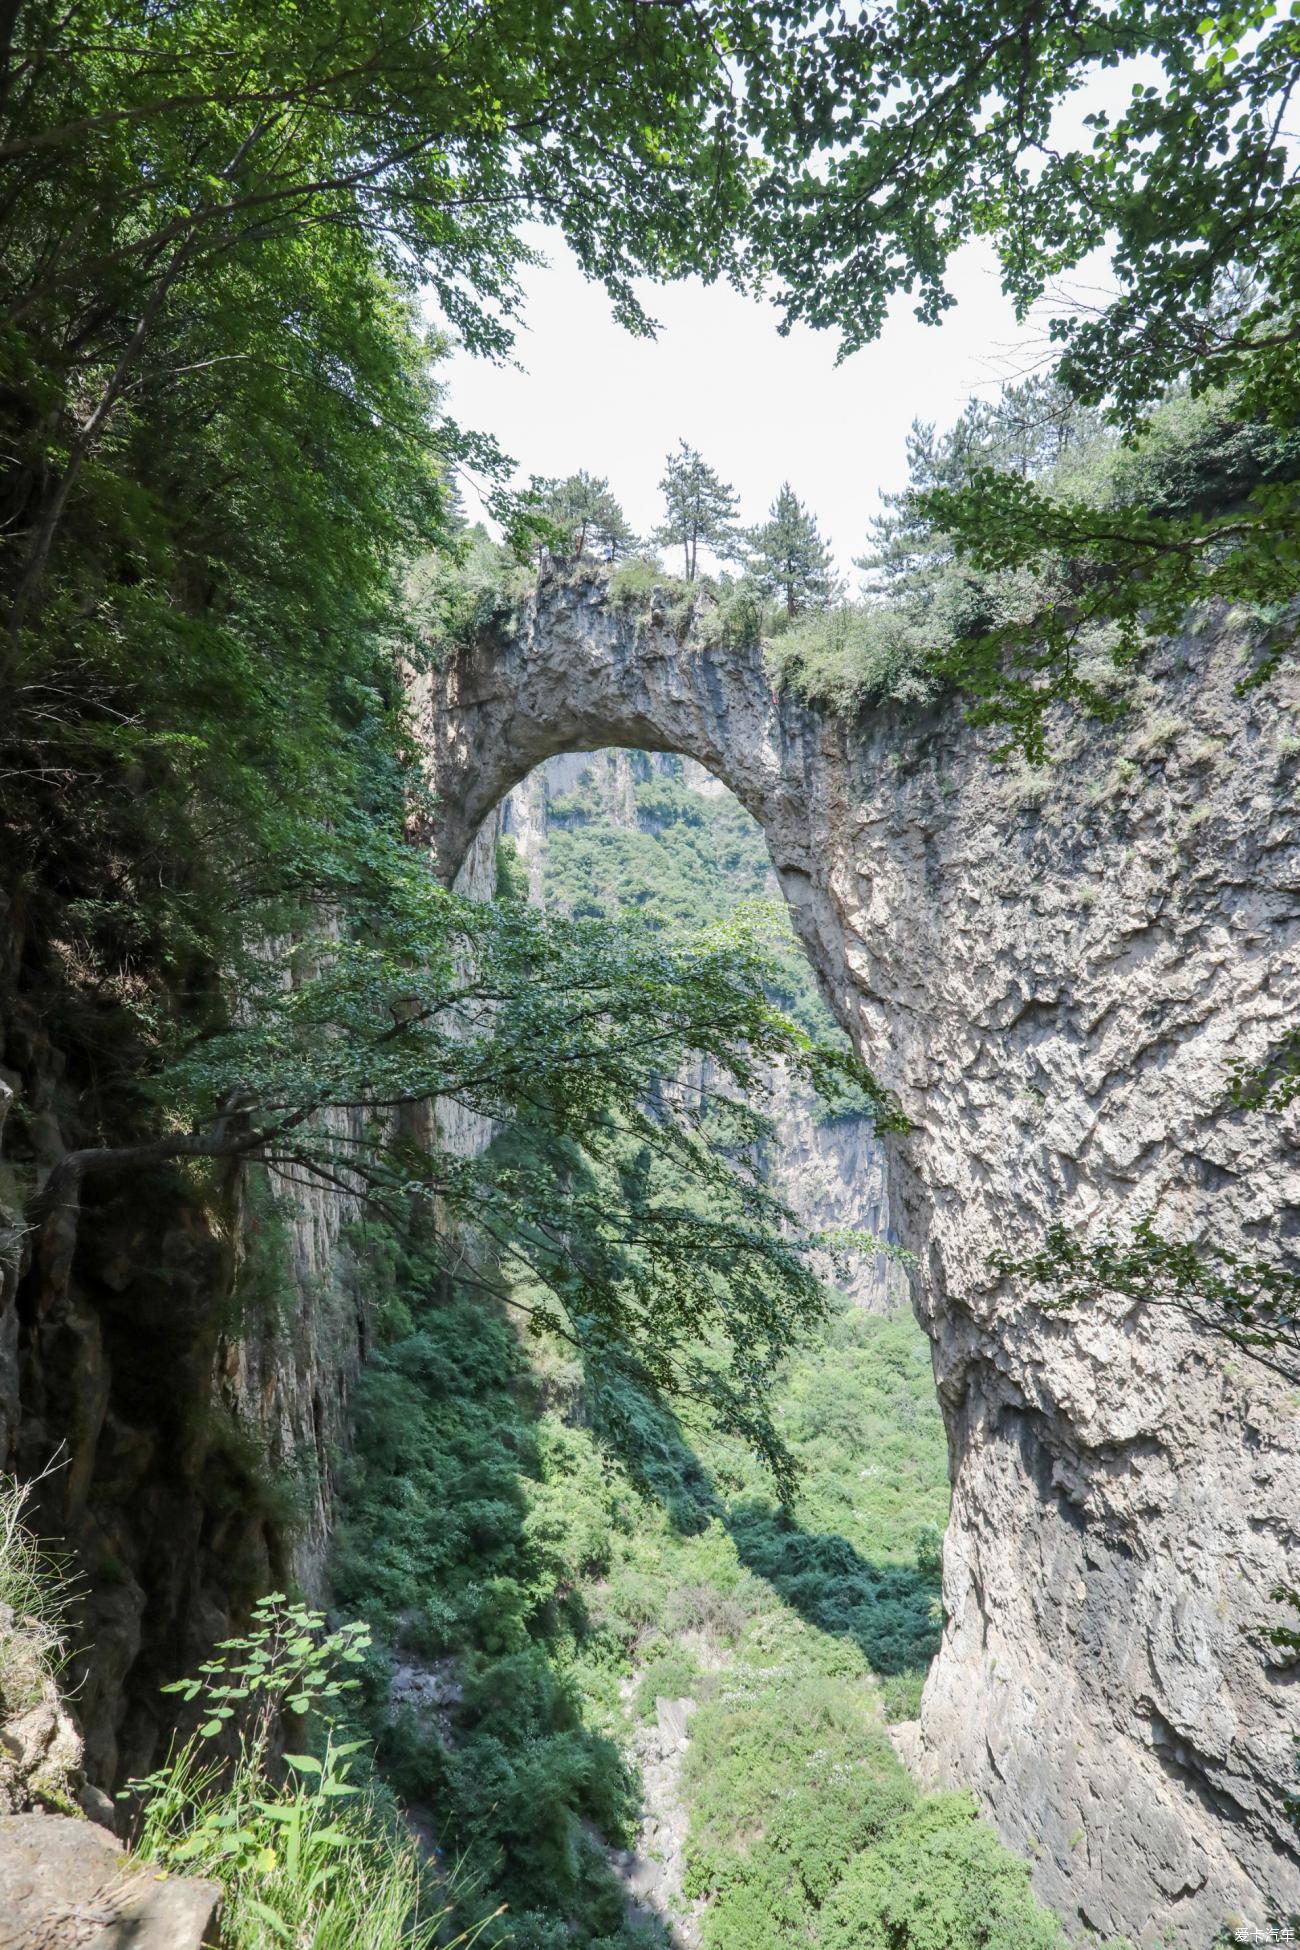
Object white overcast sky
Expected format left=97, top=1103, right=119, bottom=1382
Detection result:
left=438, top=65, right=1156, bottom=580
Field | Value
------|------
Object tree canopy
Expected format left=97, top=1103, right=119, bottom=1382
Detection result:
left=533, top=472, right=638, bottom=562
left=756, top=1, right=1300, bottom=728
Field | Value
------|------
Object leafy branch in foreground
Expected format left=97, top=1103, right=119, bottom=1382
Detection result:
left=920, top=455, right=1300, bottom=759
left=994, top=1216, right=1300, bottom=1384
left=42, top=856, right=902, bottom=1484
left=1230, top=1028, right=1300, bottom=1117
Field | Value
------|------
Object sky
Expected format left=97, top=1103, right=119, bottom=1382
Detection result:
left=437, top=66, right=1155, bottom=582
left=439, top=232, right=1045, bottom=583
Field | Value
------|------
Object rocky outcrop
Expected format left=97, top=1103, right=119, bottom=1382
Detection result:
left=499, top=748, right=901, bottom=1309
left=0, top=1602, right=84, bottom=1820
left=0, top=1811, right=221, bottom=1948
left=418, top=564, right=1300, bottom=1944
left=0, top=942, right=369, bottom=1792
left=608, top=1689, right=703, bottom=1947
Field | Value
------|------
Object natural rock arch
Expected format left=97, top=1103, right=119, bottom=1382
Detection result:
left=417, top=566, right=1300, bottom=1944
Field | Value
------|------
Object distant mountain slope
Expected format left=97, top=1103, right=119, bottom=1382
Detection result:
left=501, top=749, right=905, bottom=1311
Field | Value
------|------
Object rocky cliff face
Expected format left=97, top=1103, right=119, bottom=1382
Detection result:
left=0, top=953, right=368, bottom=1792
left=0, top=798, right=512, bottom=1804
left=419, top=564, right=1300, bottom=1945
left=499, top=747, right=901, bottom=1310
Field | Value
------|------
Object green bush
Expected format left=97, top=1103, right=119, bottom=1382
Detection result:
left=819, top=1792, right=1064, bottom=1950
left=333, top=1241, right=656, bottom=1945
left=766, top=601, right=941, bottom=714
left=634, top=1646, right=704, bottom=1721
left=129, top=1597, right=462, bottom=1950
left=608, top=557, right=660, bottom=606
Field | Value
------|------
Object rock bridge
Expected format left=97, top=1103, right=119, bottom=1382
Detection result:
left=418, top=564, right=1300, bottom=1944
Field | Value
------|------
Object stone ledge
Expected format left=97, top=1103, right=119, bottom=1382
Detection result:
left=0, top=1812, right=220, bottom=1950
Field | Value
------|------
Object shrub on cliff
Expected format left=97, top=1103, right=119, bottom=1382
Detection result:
left=128, top=1594, right=469, bottom=1950
left=818, top=1792, right=1063, bottom=1950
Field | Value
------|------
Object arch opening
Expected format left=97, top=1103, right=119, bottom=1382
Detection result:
left=480, top=741, right=908, bottom=1315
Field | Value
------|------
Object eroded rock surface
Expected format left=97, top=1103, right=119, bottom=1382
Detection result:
left=608, top=1689, right=703, bottom=1948
left=419, top=566, right=1300, bottom=1943
left=0, top=1812, right=220, bottom=1949
left=0, top=947, right=371, bottom=1790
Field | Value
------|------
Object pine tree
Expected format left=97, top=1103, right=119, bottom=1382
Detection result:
left=857, top=379, right=1099, bottom=598
left=654, top=441, right=739, bottom=581
left=536, top=472, right=638, bottom=561
left=745, top=483, right=840, bottom=618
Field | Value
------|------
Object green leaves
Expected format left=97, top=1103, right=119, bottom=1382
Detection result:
left=994, top=1215, right=1300, bottom=1381
left=655, top=441, right=742, bottom=581
left=138, top=846, right=896, bottom=1475
left=744, top=483, right=841, bottom=619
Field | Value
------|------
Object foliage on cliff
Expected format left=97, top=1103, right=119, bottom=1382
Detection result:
left=742, top=0, right=1300, bottom=735
left=335, top=1216, right=974, bottom=1946
left=128, top=1594, right=465, bottom=1949
left=768, top=377, right=1299, bottom=756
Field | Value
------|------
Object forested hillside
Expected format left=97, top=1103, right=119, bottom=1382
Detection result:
left=501, top=748, right=902, bottom=1310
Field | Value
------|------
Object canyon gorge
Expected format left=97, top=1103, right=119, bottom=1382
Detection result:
left=7, top=7, right=1300, bottom=1943
left=1, top=557, right=1297, bottom=1945
left=419, top=564, right=1300, bottom=1942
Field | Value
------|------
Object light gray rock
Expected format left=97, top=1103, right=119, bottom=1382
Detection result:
left=0, top=1812, right=220, bottom=1948
left=0, top=1599, right=83, bottom=1818
left=418, top=566, right=1300, bottom=1944
left=607, top=1685, right=703, bottom=1947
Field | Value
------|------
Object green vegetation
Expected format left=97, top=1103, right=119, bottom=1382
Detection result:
left=733, top=2, right=1300, bottom=727
left=995, top=1216, right=1300, bottom=1386
left=328, top=763, right=1065, bottom=1947
left=534, top=752, right=882, bottom=1128
left=744, top=483, right=842, bottom=620
left=8, top=0, right=1297, bottom=1938
left=767, top=377, right=1300, bottom=756
left=817, top=1793, right=1062, bottom=1950
left=0, top=1473, right=64, bottom=1677
left=2, top=0, right=921, bottom=1502
left=334, top=1212, right=996, bottom=1946
left=128, top=1594, right=467, bottom=1949
left=537, top=755, right=826, bottom=1044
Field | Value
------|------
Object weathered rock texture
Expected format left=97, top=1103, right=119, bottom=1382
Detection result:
left=417, top=563, right=1300, bottom=1945
left=0, top=1597, right=84, bottom=1818
left=608, top=1687, right=703, bottom=1947
left=0, top=1810, right=221, bottom=1948
left=500, top=748, right=901, bottom=1310
left=0, top=934, right=369, bottom=1791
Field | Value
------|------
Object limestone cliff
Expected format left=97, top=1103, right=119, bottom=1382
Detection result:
left=419, top=563, right=1300, bottom=1945
left=498, top=747, right=901, bottom=1311
left=0, top=953, right=368, bottom=1791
